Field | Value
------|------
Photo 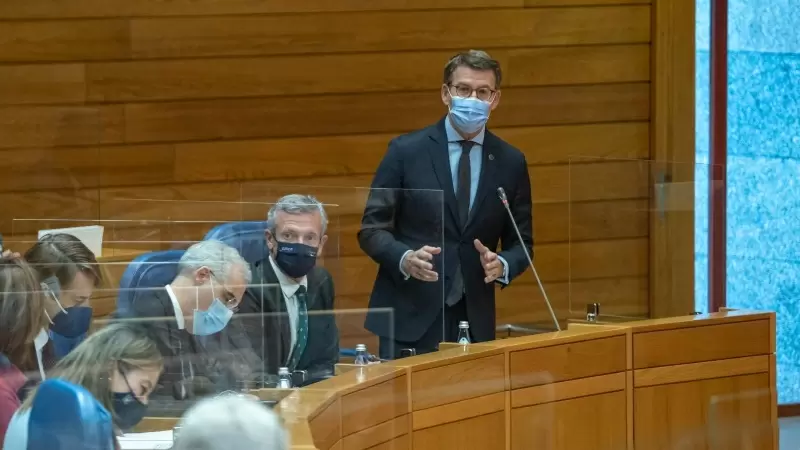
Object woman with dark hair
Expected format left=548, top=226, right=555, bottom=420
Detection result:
left=24, top=233, right=102, bottom=361
left=0, top=255, right=49, bottom=444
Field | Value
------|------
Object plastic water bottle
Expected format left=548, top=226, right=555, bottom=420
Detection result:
left=354, top=344, right=370, bottom=365
left=457, top=321, right=471, bottom=344
left=277, top=367, right=293, bottom=389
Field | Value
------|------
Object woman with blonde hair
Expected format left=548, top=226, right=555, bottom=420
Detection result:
left=2, top=322, right=163, bottom=450
left=0, top=255, right=49, bottom=444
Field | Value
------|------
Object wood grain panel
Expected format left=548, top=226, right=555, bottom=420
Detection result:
left=650, top=0, right=696, bottom=318
left=331, top=200, right=648, bottom=256
left=510, top=390, right=626, bottom=450
left=0, top=20, right=129, bottom=62
left=412, top=411, right=505, bottom=450
left=0, top=145, right=175, bottom=192
left=170, top=123, right=648, bottom=183
left=507, top=44, right=650, bottom=86
left=123, top=84, right=650, bottom=143
left=0, top=64, right=86, bottom=105
left=335, top=277, right=650, bottom=333
left=634, top=373, right=773, bottom=450
left=341, top=415, right=407, bottom=450
left=364, top=434, right=409, bottom=450
left=496, top=277, right=649, bottom=324
left=509, top=336, right=627, bottom=389
left=341, top=375, right=408, bottom=436
left=0, top=190, right=99, bottom=233
left=511, top=372, right=625, bottom=408
left=527, top=0, right=648, bottom=4
left=0, top=0, right=525, bottom=19
left=330, top=239, right=647, bottom=300
left=129, top=7, right=650, bottom=58
left=411, top=354, right=505, bottom=410
left=412, top=392, right=505, bottom=430
left=87, top=52, right=450, bottom=102
left=0, top=105, right=124, bottom=149
left=495, top=122, right=650, bottom=164
left=632, top=320, right=771, bottom=369
left=310, top=398, right=343, bottom=450
left=178, top=160, right=649, bottom=211
left=88, top=46, right=648, bottom=102
left=634, top=355, right=770, bottom=388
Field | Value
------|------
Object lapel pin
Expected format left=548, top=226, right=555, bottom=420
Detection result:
left=488, top=154, right=495, bottom=161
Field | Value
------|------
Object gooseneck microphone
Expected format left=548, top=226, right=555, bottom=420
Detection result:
left=497, top=187, right=561, bottom=331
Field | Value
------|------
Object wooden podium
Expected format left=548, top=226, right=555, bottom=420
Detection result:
left=140, top=310, right=777, bottom=450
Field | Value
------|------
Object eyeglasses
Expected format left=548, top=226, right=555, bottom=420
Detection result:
left=447, top=84, right=497, bottom=102
left=209, top=271, right=240, bottom=309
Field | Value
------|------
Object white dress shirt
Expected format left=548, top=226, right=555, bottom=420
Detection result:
left=268, top=255, right=308, bottom=362
left=165, top=284, right=186, bottom=330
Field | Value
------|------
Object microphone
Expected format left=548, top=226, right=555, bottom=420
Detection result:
left=496, top=187, right=561, bottom=331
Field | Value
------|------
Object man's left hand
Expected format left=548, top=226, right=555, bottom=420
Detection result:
left=474, top=239, right=503, bottom=283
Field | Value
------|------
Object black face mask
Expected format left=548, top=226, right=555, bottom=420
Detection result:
left=273, top=240, right=318, bottom=278
left=112, top=391, right=147, bottom=430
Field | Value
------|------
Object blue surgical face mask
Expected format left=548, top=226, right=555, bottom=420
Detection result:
left=50, top=332, right=87, bottom=360
left=42, top=277, right=93, bottom=339
left=192, top=278, right=234, bottom=336
left=113, top=366, right=148, bottom=430
left=448, top=95, right=491, bottom=134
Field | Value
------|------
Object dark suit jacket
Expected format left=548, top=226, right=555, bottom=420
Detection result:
left=358, top=118, right=533, bottom=343
left=121, top=288, right=262, bottom=394
left=239, top=259, right=339, bottom=378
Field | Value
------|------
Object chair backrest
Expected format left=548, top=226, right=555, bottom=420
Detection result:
left=203, top=221, right=268, bottom=264
left=28, top=379, right=115, bottom=450
left=116, top=249, right=185, bottom=317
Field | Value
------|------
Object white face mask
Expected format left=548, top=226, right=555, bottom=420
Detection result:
left=33, top=328, right=49, bottom=381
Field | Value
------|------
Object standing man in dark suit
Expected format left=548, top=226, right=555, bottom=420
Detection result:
left=358, top=50, right=533, bottom=359
left=239, top=194, right=339, bottom=382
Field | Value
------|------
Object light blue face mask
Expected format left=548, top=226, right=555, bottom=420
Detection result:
left=448, top=95, right=492, bottom=134
left=192, top=278, right=234, bottom=336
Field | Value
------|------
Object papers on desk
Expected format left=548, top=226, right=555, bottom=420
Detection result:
left=38, top=225, right=104, bottom=256
left=118, top=430, right=173, bottom=449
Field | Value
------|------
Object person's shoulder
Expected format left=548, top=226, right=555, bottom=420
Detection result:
left=389, top=121, right=440, bottom=151
left=487, top=130, right=525, bottom=159
left=309, top=265, right=332, bottom=281
left=129, top=287, right=172, bottom=316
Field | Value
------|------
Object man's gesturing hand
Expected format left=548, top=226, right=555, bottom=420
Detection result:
left=402, top=246, right=441, bottom=282
left=474, top=239, right=503, bottom=283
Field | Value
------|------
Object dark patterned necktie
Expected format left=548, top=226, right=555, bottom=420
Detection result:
left=288, top=285, right=308, bottom=370
left=457, top=140, right=475, bottom=228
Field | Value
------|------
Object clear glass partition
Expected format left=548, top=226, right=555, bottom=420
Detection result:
left=566, top=157, right=712, bottom=323
left=241, top=183, right=445, bottom=356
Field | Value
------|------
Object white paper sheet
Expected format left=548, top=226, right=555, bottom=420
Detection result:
left=38, top=225, right=104, bottom=257
left=118, top=430, right=173, bottom=449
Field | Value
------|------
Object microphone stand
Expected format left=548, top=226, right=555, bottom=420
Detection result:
left=497, top=188, right=561, bottom=331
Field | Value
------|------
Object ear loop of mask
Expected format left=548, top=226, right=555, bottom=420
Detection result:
left=41, top=282, right=66, bottom=325
left=194, top=268, right=214, bottom=312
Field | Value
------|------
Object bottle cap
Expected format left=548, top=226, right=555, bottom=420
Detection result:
left=356, top=344, right=367, bottom=351
left=459, top=321, right=469, bottom=328
left=278, top=367, right=290, bottom=375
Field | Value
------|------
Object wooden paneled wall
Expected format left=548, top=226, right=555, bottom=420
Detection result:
left=0, top=0, right=692, bottom=327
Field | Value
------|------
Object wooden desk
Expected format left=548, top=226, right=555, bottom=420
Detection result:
left=138, top=310, right=776, bottom=450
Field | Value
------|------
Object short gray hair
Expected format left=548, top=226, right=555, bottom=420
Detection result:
left=267, top=194, right=328, bottom=235
left=443, top=49, right=502, bottom=88
left=172, top=395, right=288, bottom=450
left=177, top=240, right=251, bottom=284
